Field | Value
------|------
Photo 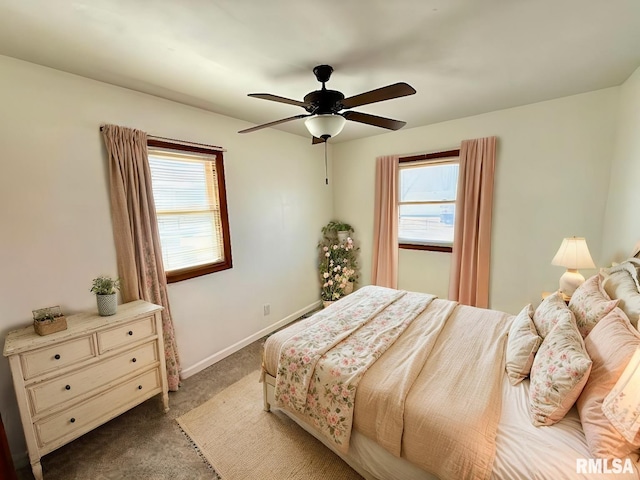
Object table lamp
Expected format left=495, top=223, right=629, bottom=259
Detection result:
left=551, top=237, right=595, bottom=297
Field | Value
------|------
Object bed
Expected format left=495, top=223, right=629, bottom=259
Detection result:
left=262, top=263, right=640, bottom=480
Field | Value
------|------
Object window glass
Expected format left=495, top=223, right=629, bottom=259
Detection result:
left=399, top=163, right=458, bottom=202
left=398, top=161, right=458, bottom=246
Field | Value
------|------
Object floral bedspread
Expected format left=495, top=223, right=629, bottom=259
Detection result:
left=274, top=286, right=435, bottom=453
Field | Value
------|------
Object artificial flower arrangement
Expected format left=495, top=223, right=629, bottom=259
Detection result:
left=318, top=221, right=360, bottom=303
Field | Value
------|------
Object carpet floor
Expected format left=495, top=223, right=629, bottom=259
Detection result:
left=177, top=371, right=363, bottom=480
left=16, top=340, right=264, bottom=480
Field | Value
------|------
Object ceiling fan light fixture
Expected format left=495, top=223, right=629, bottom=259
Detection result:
left=304, top=114, right=346, bottom=139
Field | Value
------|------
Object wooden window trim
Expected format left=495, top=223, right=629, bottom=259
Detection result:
left=148, top=139, right=233, bottom=283
left=147, top=138, right=223, bottom=156
left=398, top=148, right=460, bottom=252
left=399, top=243, right=453, bottom=253
left=399, top=149, right=460, bottom=163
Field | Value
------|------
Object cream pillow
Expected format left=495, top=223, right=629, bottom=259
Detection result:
left=577, top=308, right=640, bottom=458
left=601, top=259, right=640, bottom=290
left=506, top=304, right=542, bottom=386
left=533, top=291, right=573, bottom=339
left=569, top=274, right=619, bottom=338
left=602, top=270, right=640, bottom=328
left=529, top=313, right=592, bottom=426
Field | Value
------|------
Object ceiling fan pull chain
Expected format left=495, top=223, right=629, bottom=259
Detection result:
left=325, top=141, right=329, bottom=185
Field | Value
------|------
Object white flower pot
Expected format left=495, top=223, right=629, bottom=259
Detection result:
left=322, top=300, right=335, bottom=309
left=96, top=293, right=117, bottom=316
left=337, top=231, right=349, bottom=244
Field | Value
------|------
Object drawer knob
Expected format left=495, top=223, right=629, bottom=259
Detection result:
left=54, top=354, right=61, bottom=360
left=65, top=385, right=71, bottom=391
left=132, top=358, right=137, bottom=363
left=128, top=331, right=133, bottom=336
left=138, top=385, right=142, bottom=390
left=70, top=418, right=76, bottom=423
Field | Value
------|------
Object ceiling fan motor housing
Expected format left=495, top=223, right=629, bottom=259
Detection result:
left=303, top=89, right=345, bottom=114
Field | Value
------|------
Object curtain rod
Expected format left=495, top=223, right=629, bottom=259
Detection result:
left=99, top=125, right=226, bottom=152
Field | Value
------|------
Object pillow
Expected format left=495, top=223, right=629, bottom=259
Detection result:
left=533, top=291, right=573, bottom=339
left=529, top=313, right=592, bottom=426
left=505, top=304, right=542, bottom=386
left=604, top=350, right=640, bottom=444
left=569, top=274, right=619, bottom=337
left=602, top=270, right=640, bottom=328
left=601, top=259, right=640, bottom=291
left=577, top=308, right=640, bottom=458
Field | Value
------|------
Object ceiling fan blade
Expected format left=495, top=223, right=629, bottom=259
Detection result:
left=248, top=93, right=310, bottom=109
left=341, top=82, right=416, bottom=109
left=238, top=114, right=310, bottom=134
left=312, top=136, right=325, bottom=145
left=343, top=111, right=406, bottom=130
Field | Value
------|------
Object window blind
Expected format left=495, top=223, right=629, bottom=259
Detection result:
left=148, top=149, right=224, bottom=272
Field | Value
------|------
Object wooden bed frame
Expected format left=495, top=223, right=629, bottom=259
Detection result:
left=262, top=372, right=276, bottom=412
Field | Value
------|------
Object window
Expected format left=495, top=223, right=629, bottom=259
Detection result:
left=147, top=139, right=232, bottom=283
left=398, top=150, right=459, bottom=252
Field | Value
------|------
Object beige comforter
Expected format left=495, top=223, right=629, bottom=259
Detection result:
left=263, top=287, right=512, bottom=480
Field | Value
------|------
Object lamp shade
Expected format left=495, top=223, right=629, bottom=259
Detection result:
left=551, top=237, right=596, bottom=270
left=304, top=114, right=346, bottom=139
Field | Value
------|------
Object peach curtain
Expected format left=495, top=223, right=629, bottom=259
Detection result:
left=372, top=155, right=399, bottom=289
left=102, top=124, right=181, bottom=391
left=449, top=137, right=497, bottom=308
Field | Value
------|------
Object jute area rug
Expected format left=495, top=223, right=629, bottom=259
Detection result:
left=177, top=371, right=364, bottom=480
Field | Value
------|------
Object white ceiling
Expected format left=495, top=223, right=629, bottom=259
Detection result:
left=1, top=0, right=639, bottom=143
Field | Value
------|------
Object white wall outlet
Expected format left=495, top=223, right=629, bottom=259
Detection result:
left=263, top=304, right=270, bottom=316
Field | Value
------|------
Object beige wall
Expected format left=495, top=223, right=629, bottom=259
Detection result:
left=602, top=66, right=640, bottom=263
left=0, top=55, right=332, bottom=460
left=333, top=88, right=619, bottom=314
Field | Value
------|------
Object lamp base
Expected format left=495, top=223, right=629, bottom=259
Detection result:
left=558, top=269, right=585, bottom=298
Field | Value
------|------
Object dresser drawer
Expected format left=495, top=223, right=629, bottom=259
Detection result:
left=97, top=316, right=156, bottom=353
left=28, top=342, right=159, bottom=415
left=21, top=336, right=95, bottom=380
left=35, top=367, right=161, bottom=448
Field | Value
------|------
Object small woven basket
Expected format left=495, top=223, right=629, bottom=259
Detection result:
left=33, top=316, right=67, bottom=336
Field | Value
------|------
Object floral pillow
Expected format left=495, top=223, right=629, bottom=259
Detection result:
left=506, top=304, right=542, bottom=386
left=533, top=291, right=573, bottom=339
left=569, top=274, right=619, bottom=338
left=528, top=314, right=592, bottom=426
left=577, top=308, right=640, bottom=458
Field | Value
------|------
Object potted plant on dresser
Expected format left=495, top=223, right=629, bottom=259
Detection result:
left=90, top=275, right=121, bottom=316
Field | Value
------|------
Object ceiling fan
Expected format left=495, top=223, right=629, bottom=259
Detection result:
left=238, top=65, right=416, bottom=143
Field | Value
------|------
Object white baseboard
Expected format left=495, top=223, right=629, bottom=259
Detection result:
left=179, top=300, right=321, bottom=380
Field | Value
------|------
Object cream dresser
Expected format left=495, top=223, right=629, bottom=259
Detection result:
left=3, top=300, right=169, bottom=480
